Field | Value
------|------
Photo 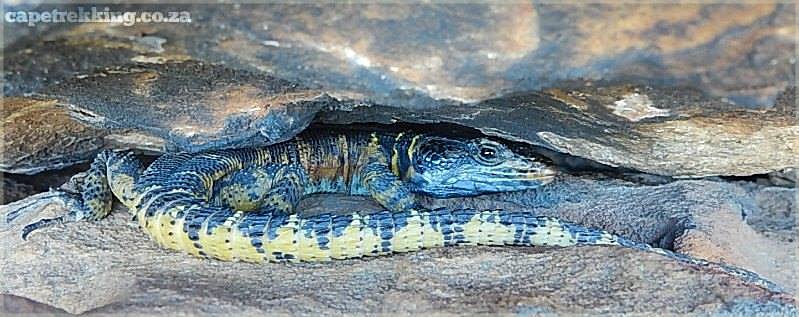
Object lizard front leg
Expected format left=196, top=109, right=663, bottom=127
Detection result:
left=359, top=135, right=418, bottom=212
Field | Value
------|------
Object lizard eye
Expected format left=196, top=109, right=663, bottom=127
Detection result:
left=479, top=147, right=496, bottom=159
left=475, top=141, right=502, bottom=165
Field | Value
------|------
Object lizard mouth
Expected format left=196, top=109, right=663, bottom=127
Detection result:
left=521, top=166, right=558, bottom=182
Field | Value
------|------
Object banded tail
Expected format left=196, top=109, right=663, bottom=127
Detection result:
left=137, top=204, right=782, bottom=292
left=138, top=207, right=621, bottom=263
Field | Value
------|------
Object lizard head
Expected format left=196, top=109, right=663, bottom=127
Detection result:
left=406, top=136, right=557, bottom=198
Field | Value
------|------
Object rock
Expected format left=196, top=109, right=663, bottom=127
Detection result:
left=4, top=36, right=144, bottom=96
left=0, top=294, right=67, bottom=314
left=2, top=4, right=795, bottom=314
left=424, top=177, right=798, bottom=294
left=39, top=61, right=338, bottom=152
left=318, top=84, right=798, bottom=178
left=166, top=3, right=796, bottom=107
left=774, top=86, right=796, bottom=116
left=0, top=210, right=794, bottom=315
left=742, top=183, right=796, bottom=239
left=768, top=168, right=797, bottom=187
left=1, top=176, right=795, bottom=314
left=3, top=4, right=793, bottom=164
left=0, top=97, right=161, bottom=175
left=5, top=4, right=792, bottom=108
left=1, top=97, right=106, bottom=175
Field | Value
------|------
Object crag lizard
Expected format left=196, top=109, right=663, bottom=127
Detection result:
left=18, top=130, right=780, bottom=291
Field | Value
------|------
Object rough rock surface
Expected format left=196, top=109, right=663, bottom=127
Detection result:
left=746, top=184, right=797, bottom=238
left=1, top=294, right=67, bottom=314
left=423, top=177, right=798, bottom=293
left=39, top=61, right=338, bottom=152
left=6, top=4, right=793, bottom=108
left=6, top=83, right=796, bottom=178
left=1, top=97, right=164, bottom=175
left=3, top=34, right=155, bottom=96
left=1, top=97, right=106, bottom=175
left=319, top=84, right=798, bottom=178
left=2, top=3, right=795, bottom=315
left=1, top=177, right=795, bottom=315
left=3, top=4, right=795, bottom=175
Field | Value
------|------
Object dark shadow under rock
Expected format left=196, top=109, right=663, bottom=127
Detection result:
left=1, top=176, right=36, bottom=205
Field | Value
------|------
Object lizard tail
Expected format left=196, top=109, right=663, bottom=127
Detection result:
left=140, top=206, right=630, bottom=262
left=142, top=205, right=619, bottom=263
left=138, top=205, right=781, bottom=292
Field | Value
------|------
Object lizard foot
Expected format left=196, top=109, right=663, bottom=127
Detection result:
left=0, top=188, right=85, bottom=240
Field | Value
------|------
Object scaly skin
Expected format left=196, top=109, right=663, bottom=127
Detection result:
left=19, top=131, right=781, bottom=291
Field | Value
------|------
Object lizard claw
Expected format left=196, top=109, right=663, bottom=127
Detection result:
left=1, top=188, right=84, bottom=240
left=22, top=215, right=69, bottom=240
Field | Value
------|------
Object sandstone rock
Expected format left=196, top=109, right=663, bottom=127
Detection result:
left=423, top=176, right=798, bottom=293
left=1, top=177, right=795, bottom=314
left=4, top=4, right=794, bottom=170
left=0, top=210, right=795, bottom=315
left=0, top=97, right=105, bottom=174
left=40, top=61, right=337, bottom=152
left=8, top=4, right=792, bottom=107
left=319, top=85, right=798, bottom=178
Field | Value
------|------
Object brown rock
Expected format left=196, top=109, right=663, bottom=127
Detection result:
left=40, top=61, right=338, bottom=152
left=0, top=209, right=794, bottom=315
left=5, top=4, right=792, bottom=108
left=1, top=178, right=795, bottom=315
left=422, top=177, right=798, bottom=294
left=319, top=85, right=798, bottom=177
left=1, top=97, right=105, bottom=174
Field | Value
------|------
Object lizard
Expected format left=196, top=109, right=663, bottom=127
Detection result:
left=17, top=130, right=781, bottom=291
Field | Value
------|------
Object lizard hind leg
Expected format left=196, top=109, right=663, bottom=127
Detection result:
left=156, top=164, right=308, bottom=262
left=212, top=163, right=308, bottom=214
left=21, top=150, right=143, bottom=239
